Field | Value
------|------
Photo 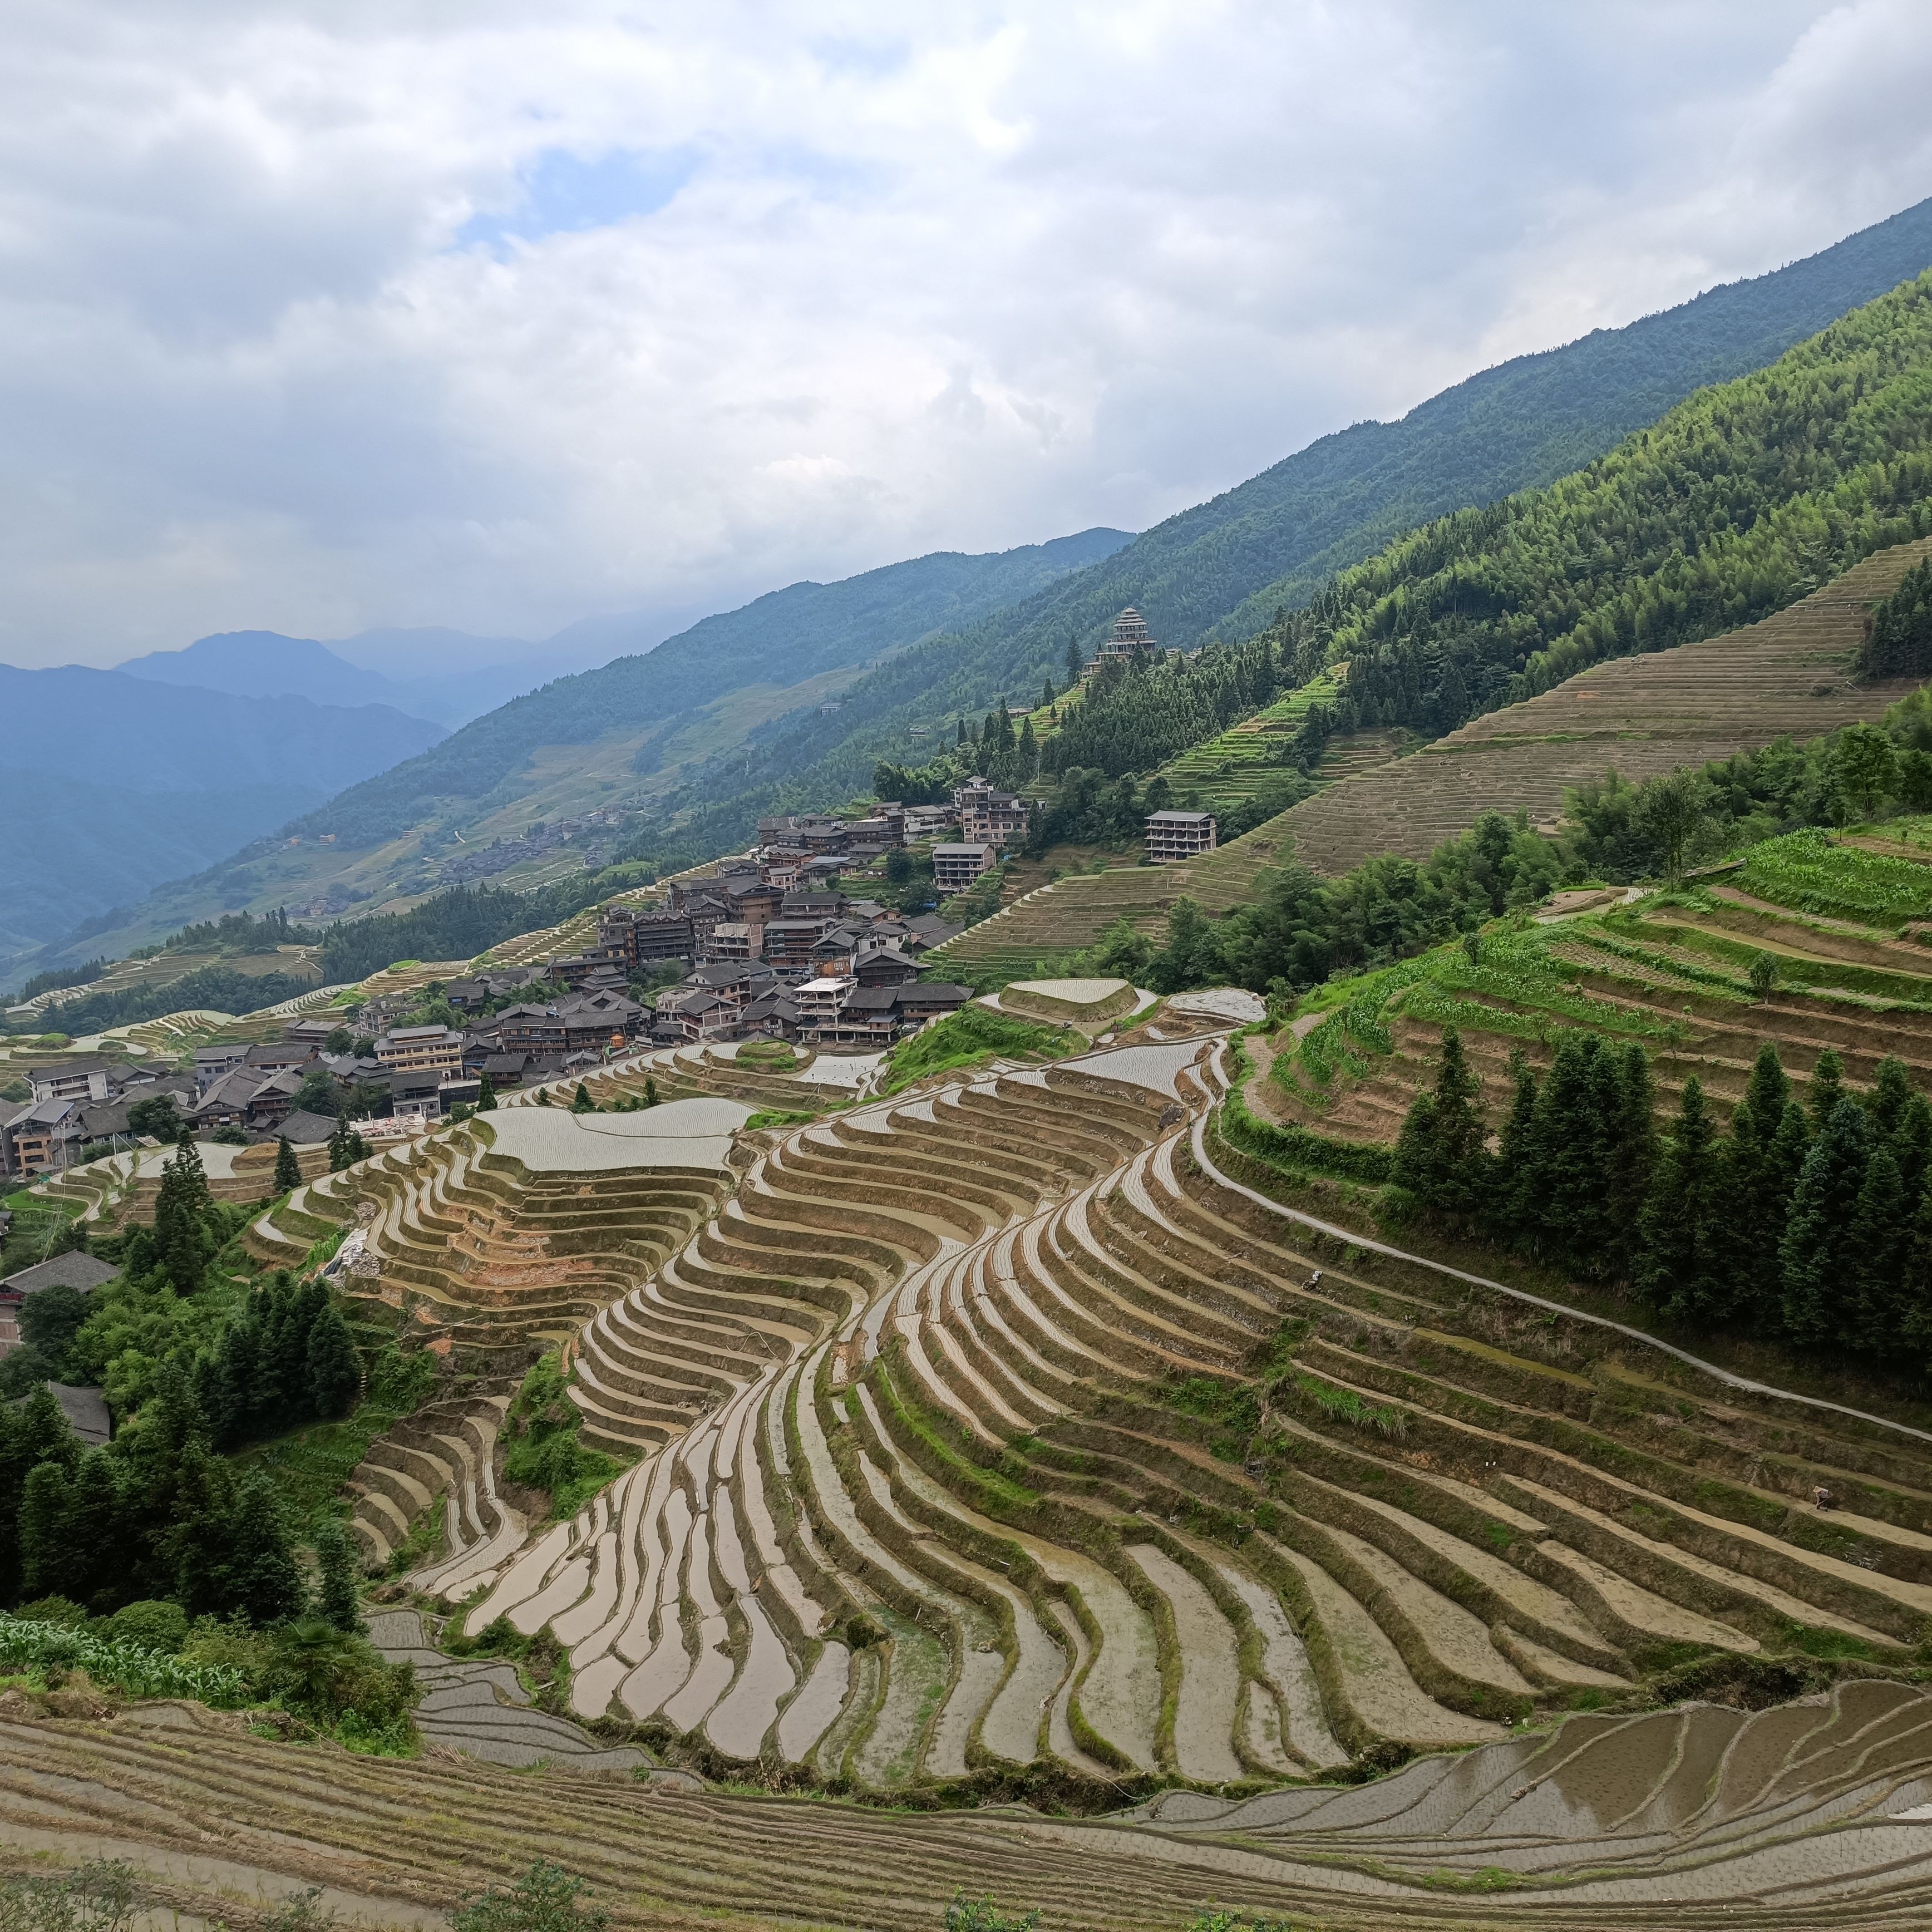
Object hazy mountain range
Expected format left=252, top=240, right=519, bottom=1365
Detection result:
left=8, top=190, right=1932, bottom=992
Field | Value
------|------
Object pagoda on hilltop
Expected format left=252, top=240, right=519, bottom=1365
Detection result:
left=1081, top=606, right=1157, bottom=679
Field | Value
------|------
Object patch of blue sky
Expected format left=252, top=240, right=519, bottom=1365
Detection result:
left=459, top=145, right=699, bottom=250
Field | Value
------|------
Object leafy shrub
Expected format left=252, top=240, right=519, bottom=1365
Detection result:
left=502, top=1355, right=623, bottom=1520
left=0, top=1614, right=247, bottom=1703
left=453, top=1863, right=608, bottom=1932
left=0, top=1860, right=145, bottom=1932
left=943, top=1895, right=1040, bottom=1932
left=101, top=1600, right=188, bottom=1653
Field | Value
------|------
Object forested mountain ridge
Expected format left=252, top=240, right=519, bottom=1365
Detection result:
left=595, top=198, right=1932, bottom=869
left=282, top=527, right=1130, bottom=851
left=1294, top=268, right=1932, bottom=738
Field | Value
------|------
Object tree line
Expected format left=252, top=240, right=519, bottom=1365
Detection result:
left=1394, top=1026, right=1932, bottom=1367
left=1, top=1371, right=309, bottom=1621
left=1059, top=691, right=1932, bottom=1002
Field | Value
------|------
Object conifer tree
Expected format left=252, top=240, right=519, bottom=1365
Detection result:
left=313, top=1515, right=363, bottom=1634
left=327, top=1113, right=358, bottom=1173
left=1608, top=1043, right=1658, bottom=1279
left=1390, top=1092, right=1440, bottom=1208
left=1637, top=1077, right=1724, bottom=1322
left=1427, top=1027, right=1486, bottom=1223
left=1894, top=1092, right=1932, bottom=1203
left=1807, top=1048, right=1846, bottom=1130
left=1780, top=1097, right=1873, bottom=1346
left=477, top=1072, right=498, bottom=1112
left=17, top=1461, right=72, bottom=1601
left=1483, top=1048, right=1539, bottom=1240
left=536, top=1086, right=553, bottom=1106
left=305, top=1303, right=362, bottom=1419
left=1869, top=1056, right=1914, bottom=1141
left=1844, top=1144, right=1909, bottom=1356
left=644, top=1076, right=659, bottom=1107
left=153, top=1130, right=215, bottom=1294
left=216, top=1469, right=306, bottom=1625
left=273, top=1137, right=301, bottom=1191
left=61, top=1452, right=127, bottom=1609
left=572, top=1082, right=594, bottom=1113
left=1527, top=1033, right=1619, bottom=1275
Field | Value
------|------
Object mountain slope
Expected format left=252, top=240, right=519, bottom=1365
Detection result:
left=285, top=526, right=1130, bottom=850
left=682, top=195, right=1932, bottom=832
left=118, top=627, right=578, bottom=730
left=0, top=668, right=447, bottom=957
left=23, top=528, right=1129, bottom=963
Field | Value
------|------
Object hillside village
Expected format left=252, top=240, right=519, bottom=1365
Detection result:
left=16, top=181, right=1932, bottom=1932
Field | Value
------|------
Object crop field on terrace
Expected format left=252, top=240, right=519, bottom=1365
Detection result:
left=1261, top=822, right=1932, bottom=1149
left=1271, top=535, right=1932, bottom=876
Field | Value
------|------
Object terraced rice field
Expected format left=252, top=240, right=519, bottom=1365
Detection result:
left=17, top=1014, right=1932, bottom=1923
left=1274, top=535, right=1932, bottom=875
left=930, top=819, right=1302, bottom=985
left=32, top=1137, right=332, bottom=1229
left=11, top=1674, right=1932, bottom=1928
left=1264, top=827, right=1932, bottom=1149
left=1148, top=669, right=1410, bottom=816
left=249, top=999, right=1932, bottom=1827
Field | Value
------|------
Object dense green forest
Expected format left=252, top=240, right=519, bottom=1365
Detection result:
left=1391, top=1026, right=1932, bottom=1377
left=1864, top=556, right=1932, bottom=678
left=1272, top=273, right=1932, bottom=739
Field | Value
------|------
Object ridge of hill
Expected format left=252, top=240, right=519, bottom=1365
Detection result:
left=0, top=668, right=448, bottom=964
left=933, top=534, right=1932, bottom=984
left=117, top=627, right=563, bottom=730
left=664, top=194, right=1932, bottom=839
left=18, top=529, right=1129, bottom=973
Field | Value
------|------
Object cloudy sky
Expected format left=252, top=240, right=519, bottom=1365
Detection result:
left=7, top=0, right=1932, bottom=670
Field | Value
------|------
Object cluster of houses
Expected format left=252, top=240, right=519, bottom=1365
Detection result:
left=0, top=1057, right=199, bottom=1180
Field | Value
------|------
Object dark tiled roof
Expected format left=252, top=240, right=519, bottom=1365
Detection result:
left=0, top=1253, right=119, bottom=1297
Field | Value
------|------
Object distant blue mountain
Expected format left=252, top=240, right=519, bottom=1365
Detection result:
left=0, top=667, right=446, bottom=956
left=117, top=628, right=566, bottom=730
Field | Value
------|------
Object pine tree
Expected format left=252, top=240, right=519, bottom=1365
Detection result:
left=17, top=1461, right=73, bottom=1601
left=477, top=1072, right=498, bottom=1112
left=1807, top=1048, right=1846, bottom=1130
left=210, top=1312, right=263, bottom=1451
left=273, top=1137, right=301, bottom=1191
left=644, top=1076, right=659, bottom=1107
left=1427, top=1027, right=1486, bottom=1223
left=1065, top=637, right=1083, bottom=687
left=304, top=1304, right=362, bottom=1420
left=1389, top=1093, right=1441, bottom=1208
left=165, top=1440, right=238, bottom=1616
left=1608, top=1043, right=1658, bottom=1280
left=327, top=1113, right=358, bottom=1173
left=1780, top=1097, right=1873, bottom=1346
left=61, top=1452, right=127, bottom=1610
left=1845, top=1144, right=1909, bottom=1356
left=215, top=1469, right=307, bottom=1625
left=1637, top=1078, right=1725, bottom=1323
left=1894, top=1092, right=1932, bottom=1203
left=312, top=1515, right=363, bottom=1634
left=536, top=1086, right=553, bottom=1106
left=1527, top=1033, right=1620, bottom=1275
left=1869, top=1056, right=1914, bottom=1141
left=153, top=1130, right=215, bottom=1294
left=1483, top=1048, right=1539, bottom=1241
left=572, top=1082, right=595, bottom=1113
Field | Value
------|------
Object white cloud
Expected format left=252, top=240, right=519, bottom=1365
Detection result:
left=2, top=0, right=1930, bottom=666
